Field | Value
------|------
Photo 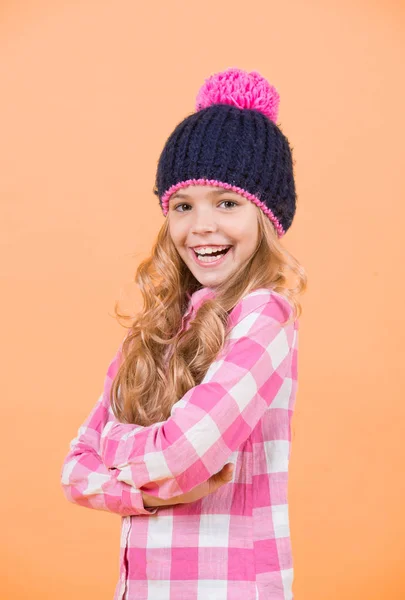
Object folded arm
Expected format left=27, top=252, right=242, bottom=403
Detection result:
left=100, top=299, right=295, bottom=501
left=60, top=349, right=158, bottom=517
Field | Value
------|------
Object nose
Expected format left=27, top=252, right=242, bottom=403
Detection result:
left=190, top=208, right=218, bottom=233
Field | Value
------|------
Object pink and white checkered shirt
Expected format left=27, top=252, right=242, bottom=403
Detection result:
left=61, top=286, right=299, bottom=600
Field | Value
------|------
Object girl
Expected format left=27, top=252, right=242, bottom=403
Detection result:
left=61, top=67, right=307, bottom=600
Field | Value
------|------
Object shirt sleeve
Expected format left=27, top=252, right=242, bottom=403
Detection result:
left=99, top=299, right=295, bottom=501
left=60, top=347, right=158, bottom=517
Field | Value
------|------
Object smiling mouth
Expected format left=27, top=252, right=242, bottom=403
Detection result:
left=192, top=246, right=232, bottom=258
left=189, top=245, right=233, bottom=266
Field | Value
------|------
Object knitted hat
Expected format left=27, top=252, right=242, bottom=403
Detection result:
left=153, top=67, right=297, bottom=237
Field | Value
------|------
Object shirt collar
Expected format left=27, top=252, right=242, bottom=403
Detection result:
left=184, top=287, right=216, bottom=317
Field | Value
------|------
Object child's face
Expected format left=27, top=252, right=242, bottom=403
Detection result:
left=167, top=185, right=259, bottom=290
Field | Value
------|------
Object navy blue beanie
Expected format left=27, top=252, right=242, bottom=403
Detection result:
left=153, top=67, right=297, bottom=237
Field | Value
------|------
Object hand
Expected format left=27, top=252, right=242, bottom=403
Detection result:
left=142, top=463, right=235, bottom=508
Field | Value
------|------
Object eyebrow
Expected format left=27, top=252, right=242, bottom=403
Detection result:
left=170, top=189, right=237, bottom=201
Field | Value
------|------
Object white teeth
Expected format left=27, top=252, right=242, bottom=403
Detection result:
left=194, top=247, right=232, bottom=264
left=194, top=245, right=230, bottom=255
left=197, top=253, right=226, bottom=263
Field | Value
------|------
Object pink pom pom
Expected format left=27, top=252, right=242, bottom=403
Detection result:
left=195, top=67, right=280, bottom=123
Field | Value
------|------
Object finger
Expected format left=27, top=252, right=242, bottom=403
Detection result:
left=225, top=463, right=234, bottom=474
left=221, top=464, right=234, bottom=481
left=208, top=464, right=235, bottom=494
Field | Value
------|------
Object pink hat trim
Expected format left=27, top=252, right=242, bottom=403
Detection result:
left=160, top=178, right=285, bottom=238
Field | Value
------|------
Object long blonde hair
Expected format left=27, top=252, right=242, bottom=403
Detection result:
left=110, top=207, right=307, bottom=426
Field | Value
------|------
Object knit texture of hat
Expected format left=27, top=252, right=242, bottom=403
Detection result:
left=153, top=67, right=297, bottom=237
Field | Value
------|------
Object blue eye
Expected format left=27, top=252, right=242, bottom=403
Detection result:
left=173, top=200, right=239, bottom=212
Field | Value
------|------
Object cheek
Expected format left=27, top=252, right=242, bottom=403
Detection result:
left=234, top=224, right=256, bottom=243
left=168, top=218, right=183, bottom=244
left=238, top=226, right=259, bottom=255
left=168, top=215, right=176, bottom=231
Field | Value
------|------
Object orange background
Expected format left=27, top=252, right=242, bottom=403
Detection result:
left=1, top=1, right=404, bottom=598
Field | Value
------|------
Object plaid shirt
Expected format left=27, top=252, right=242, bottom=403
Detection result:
left=61, top=287, right=299, bottom=600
